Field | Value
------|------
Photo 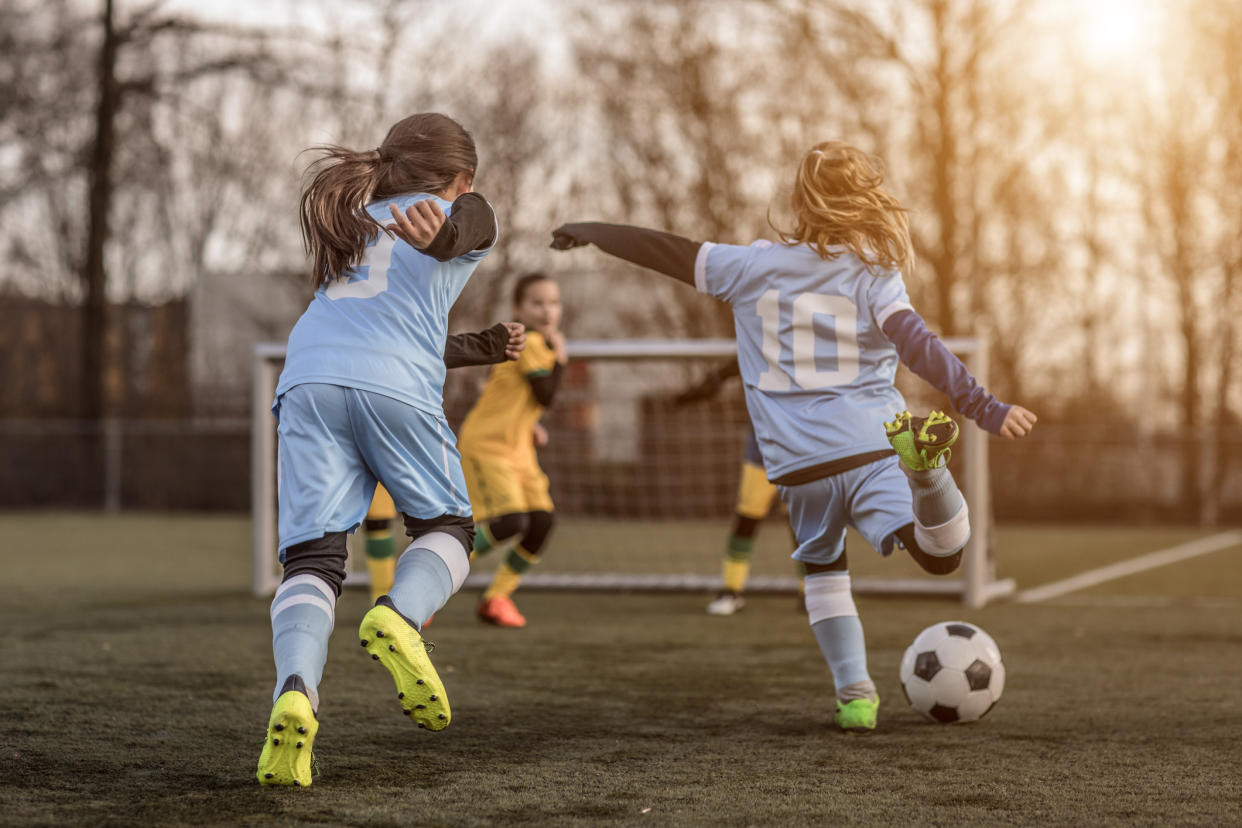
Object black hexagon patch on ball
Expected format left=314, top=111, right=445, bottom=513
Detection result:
left=964, top=659, right=992, bottom=691
left=913, top=651, right=942, bottom=681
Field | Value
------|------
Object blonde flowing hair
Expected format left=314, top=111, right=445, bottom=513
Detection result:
left=771, top=141, right=913, bottom=275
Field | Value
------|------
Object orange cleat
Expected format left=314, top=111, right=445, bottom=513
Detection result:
left=476, top=595, right=527, bottom=628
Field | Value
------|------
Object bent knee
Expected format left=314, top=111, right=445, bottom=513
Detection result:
left=282, top=532, right=349, bottom=595
left=521, top=510, right=555, bottom=555
left=895, top=524, right=964, bottom=575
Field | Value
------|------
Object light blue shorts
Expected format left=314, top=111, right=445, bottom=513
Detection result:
left=275, top=383, right=471, bottom=555
left=778, top=455, right=912, bottom=566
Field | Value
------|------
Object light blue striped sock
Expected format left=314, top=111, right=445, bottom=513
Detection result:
left=386, top=545, right=456, bottom=629
left=270, top=573, right=337, bottom=710
left=811, top=615, right=874, bottom=700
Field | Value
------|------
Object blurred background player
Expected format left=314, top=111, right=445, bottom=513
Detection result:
left=551, top=140, right=1036, bottom=733
left=259, top=113, right=497, bottom=787
left=363, top=321, right=526, bottom=602
left=458, top=272, right=568, bottom=628
left=672, top=358, right=806, bottom=616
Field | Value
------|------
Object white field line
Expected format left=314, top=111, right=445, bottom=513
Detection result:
left=1033, top=595, right=1242, bottom=609
left=1014, top=530, right=1242, bottom=604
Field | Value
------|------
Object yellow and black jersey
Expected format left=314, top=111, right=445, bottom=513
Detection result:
left=458, top=331, right=559, bottom=457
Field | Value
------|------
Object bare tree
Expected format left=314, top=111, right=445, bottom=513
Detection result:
left=568, top=1, right=789, bottom=338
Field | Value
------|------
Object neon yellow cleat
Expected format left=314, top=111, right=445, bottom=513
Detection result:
left=834, top=695, right=879, bottom=733
left=885, top=410, right=959, bottom=471
left=256, top=678, right=318, bottom=787
left=359, top=599, right=451, bottom=731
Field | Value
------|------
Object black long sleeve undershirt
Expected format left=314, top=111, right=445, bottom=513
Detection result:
left=528, top=362, right=564, bottom=407
left=551, top=222, right=701, bottom=285
left=443, top=323, right=510, bottom=369
left=421, top=192, right=497, bottom=262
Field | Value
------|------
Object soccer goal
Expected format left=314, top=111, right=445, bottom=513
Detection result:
left=252, top=339, right=1014, bottom=607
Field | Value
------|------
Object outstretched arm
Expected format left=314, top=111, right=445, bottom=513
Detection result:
left=444, top=322, right=524, bottom=369
left=882, top=309, right=1036, bottom=438
left=551, top=222, right=702, bottom=285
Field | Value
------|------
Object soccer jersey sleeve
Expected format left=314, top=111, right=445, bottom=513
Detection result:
left=443, top=323, right=510, bottom=369
left=882, top=309, right=1011, bottom=435
left=423, top=193, right=498, bottom=263
left=694, top=241, right=771, bottom=304
left=866, top=269, right=914, bottom=329
left=517, top=332, right=557, bottom=377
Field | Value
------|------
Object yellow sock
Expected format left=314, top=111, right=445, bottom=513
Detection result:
left=483, top=546, right=539, bottom=601
left=366, top=556, right=396, bottom=603
left=723, top=559, right=750, bottom=593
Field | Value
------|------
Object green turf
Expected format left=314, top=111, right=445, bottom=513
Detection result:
left=1, top=513, right=1240, bottom=825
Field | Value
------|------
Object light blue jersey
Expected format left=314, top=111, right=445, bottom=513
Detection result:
left=694, top=240, right=913, bottom=481
left=275, top=193, right=496, bottom=416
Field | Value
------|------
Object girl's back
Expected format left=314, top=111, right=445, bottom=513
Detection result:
left=697, top=239, right=910, bottom=481
left=279, top=193, right=494, bottom=418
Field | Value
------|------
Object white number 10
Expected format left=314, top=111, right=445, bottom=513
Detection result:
left=756, top=290, right=860, bottom=391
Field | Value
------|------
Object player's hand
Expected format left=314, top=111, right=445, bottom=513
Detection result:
left=532, top=421, right=549, bottom=448
left=550, top=224, right=588, bottom=250
left=387, top=200, right=446, bottom=249
left=1000, top=405, right=1037, bottom=439
left=502, top=322, right=525, bottom=361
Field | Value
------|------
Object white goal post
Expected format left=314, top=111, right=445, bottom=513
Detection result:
left=253, top=338, right=1015, bottom=608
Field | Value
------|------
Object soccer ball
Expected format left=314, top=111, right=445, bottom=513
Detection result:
left=899, top=621, right=1004, bottom=723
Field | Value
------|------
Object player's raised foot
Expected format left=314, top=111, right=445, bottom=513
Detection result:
left=256, top=675, right=318, bottom=787
left=706, top=590, right=746, bottom=616
left=834, top=695, right=879, bottom=734
left=476, top=595, right=526, bottom=628
left=885, top=410, right=959, bottom=471
left=359, top=597, right=451, bottom=731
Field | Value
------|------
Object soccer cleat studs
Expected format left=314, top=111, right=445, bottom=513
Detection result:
left=886, top=410, right=959, bottom=471
left=358, top=603, right=452, bottom=731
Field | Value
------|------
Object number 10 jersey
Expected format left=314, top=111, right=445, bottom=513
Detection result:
left=694, top=240, right=914, bottom=482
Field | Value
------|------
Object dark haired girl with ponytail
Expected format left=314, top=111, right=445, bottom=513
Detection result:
left=258, top=113, right=504, bottom=787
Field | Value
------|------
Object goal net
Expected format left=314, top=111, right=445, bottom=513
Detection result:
left=252, top=339, right=1013, bottom=607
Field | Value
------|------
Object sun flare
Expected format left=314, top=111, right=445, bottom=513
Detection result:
left=1073, top=0, right=1163, bottom=64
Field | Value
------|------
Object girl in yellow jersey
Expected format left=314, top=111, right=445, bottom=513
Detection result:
left=458, top=272, right=567, bottom=627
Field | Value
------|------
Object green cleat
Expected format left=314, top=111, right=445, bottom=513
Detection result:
left=834, top=695, right=879, bottom=733
left=359, top=598, right=451, bottom=731
left=257, top=676, right=318, bottom=787
left=885, top=410, right=959, bottom=471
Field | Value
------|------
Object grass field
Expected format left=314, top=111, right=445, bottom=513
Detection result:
left=2, top=513, right=1241, bottom=826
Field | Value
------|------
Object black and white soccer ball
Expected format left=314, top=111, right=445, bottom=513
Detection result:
left=899, top=621, right=1004, bottom=723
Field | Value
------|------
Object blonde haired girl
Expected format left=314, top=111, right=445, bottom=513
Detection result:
left=551, top=141, right=1035, bottom=733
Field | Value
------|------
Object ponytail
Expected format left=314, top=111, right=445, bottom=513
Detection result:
left=298, top=147, right=386, bottom=289
left=298, top=113, right=478, bottom=289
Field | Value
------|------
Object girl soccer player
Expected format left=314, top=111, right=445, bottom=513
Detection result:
left=258, top=113, right=498, bottom=787
left=550, top=141, right=1036, bottom=732
left=457, top=272, right=568, bottom=628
